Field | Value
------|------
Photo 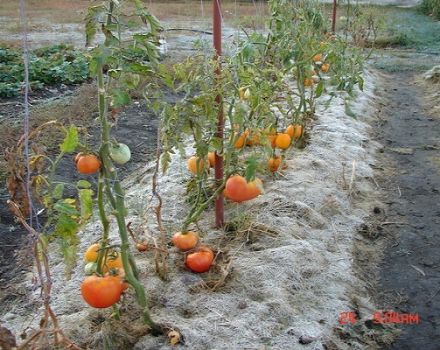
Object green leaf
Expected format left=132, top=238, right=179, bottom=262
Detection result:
left=315, top=80, right=325, bottom=98
left=78, top=188, right=93, bottom=221
left=123, top=73, right=140, bottom=89
left=244, top=156, right=258, bottom=182
left=133, top=0, right=163, bottom=35
left=54, top=199, right=80, bottom=216
left=210, top=137, right=223, bottom=152
left=161, top=151, right=171, bottom=174
left=58, top=233, right=79, bottom=279
left=358, top=76, right=364, bottom=91
left=102, top=26, right=120, bottom=47
left=111, top=89, right=131, bottom=108
left=54, top=213, right=78, bottom=238
left=60, top=125, right=78, bottom=153
left=128, top=62, right=154, bottom=75
left=52, top=183, right=65, bottom=200
left=77, top=180, right=92, bottom=189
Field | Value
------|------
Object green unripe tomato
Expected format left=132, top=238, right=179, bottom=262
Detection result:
left=109, top=143, right=131, bottom=165
left=84, top=262, right=98, bottom=275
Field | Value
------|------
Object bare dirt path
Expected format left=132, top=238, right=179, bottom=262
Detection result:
left=373, top=71, right=440, bottom=349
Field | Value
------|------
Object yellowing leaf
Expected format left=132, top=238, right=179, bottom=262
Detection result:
left=60, top=125, right=79, bottom=153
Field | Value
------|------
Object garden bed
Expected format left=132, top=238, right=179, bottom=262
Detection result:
left=2, top=70, right=394, bottom=349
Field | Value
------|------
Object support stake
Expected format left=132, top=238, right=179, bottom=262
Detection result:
left=213, top=0, right=224, bottom=228
left=332, top=0, right=337, bottom=33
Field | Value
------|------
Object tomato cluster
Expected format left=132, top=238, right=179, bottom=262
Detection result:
left=172, top=231, right=214, bottom=273
left=81, top=243, right=127, bottom=308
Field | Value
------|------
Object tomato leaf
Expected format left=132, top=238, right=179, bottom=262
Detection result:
left=244, top=156, right=257, bottom=182
left=161, top=151, right=171, bottom=174
left=52, top=183, right=65, bottom=200
left=77, top=180, right=92, bottom=189
left=58, top=231, right=79, bottom=279
left=79, top=188, right=94, bottom=221
left=210, top=137, right=223, bottom=152
left=358, top=76, right=364, bottom=91
left=60, top=125, right=78, bottom=153
left=315, top=80, right=325, bottom=98
left=123, top=73, right=140, bottom=89
left=85, top=5, right=107, bottom=46
left=111, top=89, right=131, bottom=108
left=54, top=199, right=79, bottom=216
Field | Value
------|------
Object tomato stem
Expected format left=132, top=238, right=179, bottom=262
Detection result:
left=92, top=0, right=161, bottom=333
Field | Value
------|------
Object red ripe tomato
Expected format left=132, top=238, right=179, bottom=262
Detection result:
left=186, top=247, right=214, bottom=273
left=80, top=275, right=123, bottom=308
left=76, top=154, right=101, bottom=174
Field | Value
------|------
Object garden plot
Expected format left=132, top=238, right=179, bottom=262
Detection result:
left=3, top=70, right=389, bottom=350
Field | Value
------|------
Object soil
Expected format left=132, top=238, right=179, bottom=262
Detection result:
left=371, top=71, right=440, bottom=348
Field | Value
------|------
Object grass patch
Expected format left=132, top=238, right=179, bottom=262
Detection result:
left=420, top=0, right=440, bottom=20
left=375, top=6, right=440, bottom=52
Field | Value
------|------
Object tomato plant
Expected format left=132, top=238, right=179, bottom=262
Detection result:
left=83, top=0, right=164, bottom=334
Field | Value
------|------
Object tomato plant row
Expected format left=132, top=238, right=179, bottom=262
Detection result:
left=6, top=0, right=366, bottom=345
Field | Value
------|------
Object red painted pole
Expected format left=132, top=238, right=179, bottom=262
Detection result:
left=331, top=0, right=337, bottom=33
left=213, top=0, right=224, bottom=228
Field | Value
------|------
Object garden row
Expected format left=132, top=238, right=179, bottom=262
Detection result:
left=6, top=0, right=366, bottom=345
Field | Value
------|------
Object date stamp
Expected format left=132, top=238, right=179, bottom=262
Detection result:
left=339, top=311, right=420, bottom=325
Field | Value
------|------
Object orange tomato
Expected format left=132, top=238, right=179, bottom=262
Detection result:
left=234, top=130, right=249, bottom=149
left=84, top=243, right=101, bottom=262
left=285, top=124, right=303, bottom=139
left=136, top=242, right=149, bottom=252
left=105, top=268, right=128, bottom=291
left=186, top=247, right=214, bottom=273
left=304, top=78, right=314, bottom=87
left=224, top=175, right=263, bottom=203
left=262, top=128, right=277, bottom=148
left=81, top=275, right=123, bottom=308
left=313, top=53, right=323, bottom=62
left=275, top=133, right=291, bottom=150
left=246, top=178, right=263, bottom=200
left=187, top=156, right=208, bottom=175
left=76, top=154, right=101, bottom=175
left=103, top=252, right=123, bottom=271
left=268, top=156, right=282, bottom=172
left=84, top=243, right=123, bottom=272
left=246, top=132, right=261, bottom=146
left=321, top=63, right=330, bottom=73
left=172, top=231, right=199, bottom=251
left=208, top=152, right=216, bottom=167
left=224, top=175, right=249, bottom=203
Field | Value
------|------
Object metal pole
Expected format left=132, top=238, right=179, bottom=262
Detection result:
left=332, top=0, right=337, bottom=33
left=213, top=0, right=224, bottom=228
